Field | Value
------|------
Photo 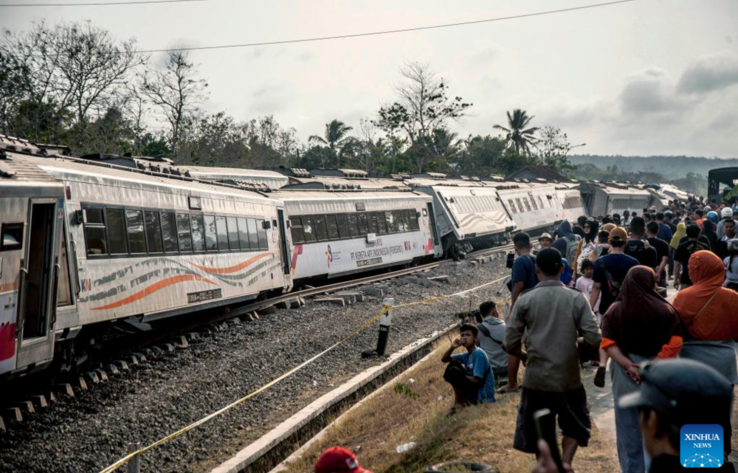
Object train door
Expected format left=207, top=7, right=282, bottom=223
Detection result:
left=276, top=209, right=291, bottom=277
left=426, top=203, right=440, bottom=248
left=15, top=200, right=61, bottom=372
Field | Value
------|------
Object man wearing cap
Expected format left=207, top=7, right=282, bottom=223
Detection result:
left=506, top=248, right=601, bottom=471
left=315, top=447, right=372, bottom=473
left=499, top=232, right=538, bottom=394
left=590, top=227, right=639, bottom=387
left=532, top=358, right=734, bottom=473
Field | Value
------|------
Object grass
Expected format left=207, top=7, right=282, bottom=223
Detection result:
left=283, top=335, right=619, bottom=473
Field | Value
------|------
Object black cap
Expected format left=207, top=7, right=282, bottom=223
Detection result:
left=535, top=248, right=563, bottom=276
left=619, top=359, right=733, bottom=425
left=513, top=232, right=531, bottom=247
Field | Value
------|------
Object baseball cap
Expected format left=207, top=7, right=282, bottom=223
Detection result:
left=618, top=359, right=732, bottom=425
left=538, top=232, right=553, bottom=242
left=315, top=447, right=372, bottom=473
left=722, top=208, right=733, bottom=218
left=608, top=227, right=627, bottom=242
left=513, top=232, right=531, bottom=247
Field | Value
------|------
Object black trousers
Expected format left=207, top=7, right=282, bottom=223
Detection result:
left=444, top=361, right=480, bottom=405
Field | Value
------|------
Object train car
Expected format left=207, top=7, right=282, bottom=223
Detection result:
left=579, top=182, right=653, bottom=217
left=496, top=183, right=564, bottom=236
left=403, top=176, right=515, bottom=255
left=555, top=184, right=587, bottom=222
left=0, top=142, right=292, bottom=378
left=271, top=188, right=441, bottom=283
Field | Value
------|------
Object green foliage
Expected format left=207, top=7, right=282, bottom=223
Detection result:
left=394, top=383, right=419, bottom=399
left=494, top=109, right=539, bottom=156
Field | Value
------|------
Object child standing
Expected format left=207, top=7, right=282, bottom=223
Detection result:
left=576, top=259, right=600, bottom=322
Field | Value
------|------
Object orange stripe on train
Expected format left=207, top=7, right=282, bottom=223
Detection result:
left=91, top=275, right=216, bottom=311
left=188, top=253, right=272, bottom=275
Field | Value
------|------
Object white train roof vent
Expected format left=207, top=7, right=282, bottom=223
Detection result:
left=427, top=172, right=447, bottom=179
left=339, top=169, right=368, bottom=179
left=291, top=168, right=311, bottom=178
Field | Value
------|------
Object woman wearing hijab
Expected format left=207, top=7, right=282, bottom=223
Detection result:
left=601, top=266, right=683, bottom=473
left=700, top=219, right=719, bottom=252
left=574, top=219, right=599, bottom=276
left=674, top=250, right=738, bottom=461
left=670, top=222, right=686, bottom=251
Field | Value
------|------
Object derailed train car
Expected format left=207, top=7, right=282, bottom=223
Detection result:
left=272, top=188, right=441, bottom=283
left=0, top=139, right=292, bottom=379
left=579, top=182, right=653, bottom=217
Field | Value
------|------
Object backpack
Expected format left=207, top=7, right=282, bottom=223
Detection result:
left=563, top=235, right=581, bottom=267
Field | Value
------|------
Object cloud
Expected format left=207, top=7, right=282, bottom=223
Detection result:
left=619, top=67, right=685, bottom=115
left=677, top=50, right=738, bottom=94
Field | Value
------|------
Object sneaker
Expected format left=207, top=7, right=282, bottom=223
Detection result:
left=594, top=366, right=606, bottom=388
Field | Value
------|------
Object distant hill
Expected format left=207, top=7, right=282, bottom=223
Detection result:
left=569, top=155, right=738, bottom=180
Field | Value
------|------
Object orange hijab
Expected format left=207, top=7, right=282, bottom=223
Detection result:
left=673, top=251, right=738, bottom=340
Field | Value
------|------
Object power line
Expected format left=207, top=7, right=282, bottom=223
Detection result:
left=0, top=0, right=207, bottom=7
left=134, top=0, right=636, bottom=54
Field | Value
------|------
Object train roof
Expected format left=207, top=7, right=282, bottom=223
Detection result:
left=268, top=189, right=430, bottom=201
left=178, top=166, right=289, bottom=190
left=282, top=175, right=409, bottom=191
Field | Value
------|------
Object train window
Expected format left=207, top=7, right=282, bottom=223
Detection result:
left=126, top=210, right=147, bottom=254
left=215, top=216, right=229, bottom=251
left=530, top=196, right=539, bottom=210
left=347, top=214, right=359, bottom=237
left=1, top=223, right=23, bottom=252
left=508, top=200, right=516, bottom=214
left=522, top=198, right=532, bottom=212
left=314, top=214, right=329, bottom=241
left=204, top=215, right=218, bottom=251
left=357, top=213, right=369, bottom=236
left=336, top=214, right=350, bottom=239
left=191, top=215, right=206, bottom=252
left=302, top=216, right=316, bottom=242
left=237, top=217, right=250, bottom=249
left=538, top=196, right=545, bottom=209
left=145, top=211, right=163, bottom=253
left=106, top=208, right=128, bottom=255
left=247, top=218, right=260, bottom=248
left=385, top=211, right=397, bottom=233
left=257, top=219, right=268, bottom=250
left=176, top=213, right=193, bottom=252
left=326, top=214, right=339, bottom=240
left=57, top=229, right=73, bottom=307
left=393, top=210, right=408, bottom=232
left=375, top=212, right=387, bottom=235
left=82, top=207, right=107, bottom=255
left=161, top=212, right=179, bottom=252
left=289, top=217, right=305, bottom=244
left=515, top=198, right=524, bottom=213
left=408, top=210, right=420, bottom=231
left=227, top=217, right=240, bottom=250
left=367, top=212, right=378, bottom=234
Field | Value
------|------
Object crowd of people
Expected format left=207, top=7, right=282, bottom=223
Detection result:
left=315, top=196, right=738, bottom=473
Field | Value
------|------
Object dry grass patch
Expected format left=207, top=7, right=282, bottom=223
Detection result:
left=284, top=337, right=618, bottom=473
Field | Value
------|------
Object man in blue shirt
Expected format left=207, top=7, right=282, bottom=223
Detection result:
left=500, top=232, right=539, bottom=394
left=655, top=212, right=673, bottom=242
left=442, top=324, right=496, bottom=406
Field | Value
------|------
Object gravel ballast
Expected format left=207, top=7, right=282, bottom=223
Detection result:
left=0, top=256, right=510, bottom=473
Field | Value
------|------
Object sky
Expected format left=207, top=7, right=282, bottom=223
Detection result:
left=2, top=0, right=738, bottom=158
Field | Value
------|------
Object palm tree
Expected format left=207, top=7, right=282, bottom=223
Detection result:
left=493, top=109, right=539, bottom=156
left=309, top=119, right=353, bottom=152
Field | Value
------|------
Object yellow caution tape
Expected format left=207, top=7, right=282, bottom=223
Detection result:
left=98, top=274, right=508, bottom=473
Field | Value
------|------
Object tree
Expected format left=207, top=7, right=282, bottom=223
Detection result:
left=374, top=62, right=472, bottom=173
left=535, top=125, right=576, bottom=173
left=1, top=21, right=146, bottom=145
left=494, top=109, right=539, bottom=156
left=142, top=50, right=208, bottom=157
left=457, top=135, right=507, bottom=176
left=308, top=119, right=353, bottom=152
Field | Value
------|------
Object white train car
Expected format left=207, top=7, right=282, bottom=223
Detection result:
left=403, top=177, right=516, bottom=255
left=579, top=182, right=653, bottom=217
left=555, top=184, right=587, bottom=222
left=0, top=145, right=292, bottom=378
left=497, top=183, right=564, bottom=236
left=271, top=189, right=441, bottom=282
